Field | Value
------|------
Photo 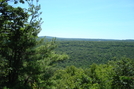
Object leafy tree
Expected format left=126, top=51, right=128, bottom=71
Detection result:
left=110, top=58, right=134, bottom=89
left=0, top=0, right=68, bottom=88
left=50, top=58, right=134, bottom=89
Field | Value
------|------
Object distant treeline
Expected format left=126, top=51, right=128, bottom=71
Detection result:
left=40, top=36, right=134, bottom=42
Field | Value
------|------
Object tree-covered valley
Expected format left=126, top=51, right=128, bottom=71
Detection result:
left=55, top=41, right=134, bottom=68
left=0, top=0, right=134, bottom=89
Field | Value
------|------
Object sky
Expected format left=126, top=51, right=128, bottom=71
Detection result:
left=15, top=0, right=134, bottom=39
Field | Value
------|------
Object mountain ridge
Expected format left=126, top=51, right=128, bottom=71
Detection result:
left=39, top=36, right=134, bottom=41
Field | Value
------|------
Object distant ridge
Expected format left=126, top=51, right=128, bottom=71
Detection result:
left=39, top=36, right=134, bottom=41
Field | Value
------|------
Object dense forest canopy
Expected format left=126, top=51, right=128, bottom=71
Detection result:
left=0, top=0, right=134, bottom=89
left=55, top=41, right=134, bottom=68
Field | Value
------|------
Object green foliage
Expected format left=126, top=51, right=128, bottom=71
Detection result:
left=1, top=1, right=134, bottom=89
left=50, top=58, right=134, bottom=89
left=55, top=41, right=134, bottom=68
left=0, top=0, right=68, bottom=89
left=51, top=66, right=92, bottom=89
left=110, top=58, right=134, bottom=89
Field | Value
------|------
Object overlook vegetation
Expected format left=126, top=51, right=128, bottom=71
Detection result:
left=0, top=0, right=134, bottom=89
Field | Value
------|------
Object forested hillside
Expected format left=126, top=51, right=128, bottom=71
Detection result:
left=55, top=41, right=134, bottom=68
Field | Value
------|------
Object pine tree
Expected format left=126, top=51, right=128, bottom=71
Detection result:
left=0, top=0, right=68, bottom=88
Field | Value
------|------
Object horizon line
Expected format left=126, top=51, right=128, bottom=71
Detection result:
left=38, top=35, right=134, bottom=40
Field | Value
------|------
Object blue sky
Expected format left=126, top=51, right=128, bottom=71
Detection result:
left=23, top=0, right=134, bottom=39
